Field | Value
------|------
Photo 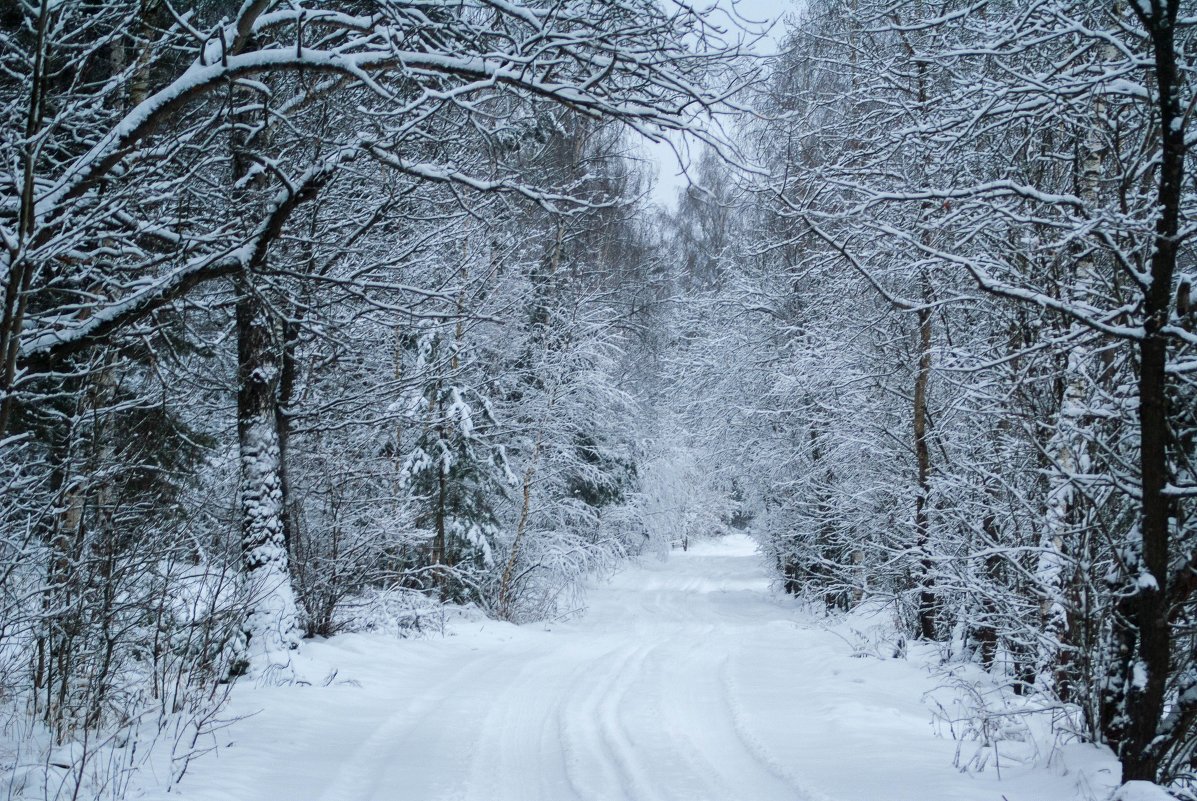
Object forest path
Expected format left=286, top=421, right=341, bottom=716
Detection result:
left=171, top=536, right=1113, bottom=801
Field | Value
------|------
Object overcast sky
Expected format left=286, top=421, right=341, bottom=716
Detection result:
left=643, top=0, right=796, bottom=209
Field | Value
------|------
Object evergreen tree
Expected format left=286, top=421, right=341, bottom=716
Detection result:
left=399, top=321, right=511, bottom=604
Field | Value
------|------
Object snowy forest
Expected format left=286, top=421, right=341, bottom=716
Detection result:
left=0, top=0, right=1195, bottom=799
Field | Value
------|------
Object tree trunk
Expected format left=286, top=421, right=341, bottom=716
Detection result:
left=913, top=285, right=936, bottom=640
left=1100, top=0, right=1183, bottom=782
left=236, top=278, right=300, bottom=665
left=433, top=416, right=449, bottom=600
left=1035, top=94, right=1109, bottom=703
left=277, top=315, right=301, bottom=557
left=0, top=0, right=49, bottom=436
left=498, top=412, right=551, bottom=621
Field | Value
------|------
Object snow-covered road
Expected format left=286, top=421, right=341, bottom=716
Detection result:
left=171, top=536, right=1116, bottom=801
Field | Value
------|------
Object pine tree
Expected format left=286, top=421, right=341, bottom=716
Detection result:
left=399, top=321, right=510, bottom=604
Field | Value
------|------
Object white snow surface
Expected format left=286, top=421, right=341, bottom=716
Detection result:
left=1112, top=782, right=1176, bottom=801
left=162, top=535, right=1121, bottom=801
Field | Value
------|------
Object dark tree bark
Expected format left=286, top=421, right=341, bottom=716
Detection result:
left=914, top=282, right=936, bottom=641
left=1100, top=0, right=1185, bottom=783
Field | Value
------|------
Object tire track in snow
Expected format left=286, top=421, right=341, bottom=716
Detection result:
left=459, top=639, right=628, bottom=801
left=313, top=648, right=502, bottom=801
left=636, top=629, right=743, bottom=801
left=187, top=536, right=891, bottom=801
left=606, top=572, right=812, bottom=801
left=594, top=640, right=663, bottom=801
left=717, top=652, right=841, bottom=801
left=557, top=640, right=662, bottom=801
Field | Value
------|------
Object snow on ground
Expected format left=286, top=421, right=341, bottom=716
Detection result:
left=160, top=535, right=1121, bottom=801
